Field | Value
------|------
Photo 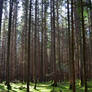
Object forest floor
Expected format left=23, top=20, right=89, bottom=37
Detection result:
left=0, top=80, right=92, bottom=92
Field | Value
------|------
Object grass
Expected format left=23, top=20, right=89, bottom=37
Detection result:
left=59, top=80, right=92, bottom=92
left=0, top=80, right=92, bottom=92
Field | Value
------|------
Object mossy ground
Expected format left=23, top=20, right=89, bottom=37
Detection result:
left=0, top=80, right=92, bottom=92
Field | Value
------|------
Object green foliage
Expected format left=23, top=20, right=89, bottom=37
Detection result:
left=58, top=80, right=92, bottom=92
left=0, top=80, right=92, bottom=92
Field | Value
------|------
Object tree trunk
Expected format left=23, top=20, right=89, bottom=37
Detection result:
left=34, top=0, right=38, bottom=89
left=71, top=0, right=76, bottom=91
left=27, top=0, right=32, bottom=91
left=6, top=0, right=13, bottom=90
left=81, top=0, right=87, bottom=92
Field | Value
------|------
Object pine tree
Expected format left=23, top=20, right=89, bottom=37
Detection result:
left=81, top=0, right=87, bottom=92
left=34, top=0, right=38, bottom=89
left=52, top=0, right=57, bottom=86
left=40, top=0, right=44, bottom=82
left=71, top=0, right=76, bottom=91
left=6, top=0, right=13, bottom=90
left=27, top=0, right=32, bottom=91
left=67, top=0, right=73, bottom=89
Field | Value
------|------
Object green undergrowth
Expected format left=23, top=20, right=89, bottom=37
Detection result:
left=0, top=80, right=92, bottom=92
left=58, top=80, right=92, bottom=92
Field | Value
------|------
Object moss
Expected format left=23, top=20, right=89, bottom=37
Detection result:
left=0, top=80, right=92, bottom=92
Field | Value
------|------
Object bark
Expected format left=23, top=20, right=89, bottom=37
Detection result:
left=56, top=0, right=61, bottom=74
left=43, top=1, right=48, bottom=81
left=34, top=0, right=38, bottom=89
left=71, top=0, right=76, bottom=91
left=52, top=0, right=57, bottom=86
left=40, top=0, right=44, bottom=81
left=27, top=0, right=32, bottom=91
left=6, top=0, right=13, bottom=90
left=81, top=0, right=87, bottom=92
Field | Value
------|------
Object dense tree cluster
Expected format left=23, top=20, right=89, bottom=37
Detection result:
left=0, top=0, right=92, bottom=92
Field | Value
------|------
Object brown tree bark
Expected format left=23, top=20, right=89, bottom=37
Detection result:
left=71, top=0, right=76, bottom=91
left=27, top=0, right=32, bottom=91
left=34, top=0, right=38, bottom=89
left=6, top=0, right=13, bottom=90
left=81, top=0, right=88, bottom=92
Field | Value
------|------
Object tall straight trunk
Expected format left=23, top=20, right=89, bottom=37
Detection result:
left=14, top=0, right=18, bottom=79
left=2, top=1, right=8, bottom=82
left=1, top=20, right=6, bottom=81
left=27, top=0, right=32, bottom=91
left=80, top=37, right=84, bottom=86
left=40, top=0, right=44, bottom=81
left=0, top=0, right=3, bottom=34
left=52, top=0, right=57, bottom=86
left=21, top=27, right=25, bottom=81
left=10, top=11, right=14, bottom=81
left=31, top=20, right=34, bottom=82
left=37, top=9, right=40, bottom=80
left=71, top=0, right=76, bottom=92
left=81, top=0, right=87, bottom=92
left=50, top=0, right=53, bottom=74
left=14, top=0, right=18, bottom=80
left=21, top=1, right=29, bottom=80
left=89, top=0, right=92, bottom=78
left=34, top=0, right=37, bottom=89
left=24, top=0, right=29, bottom=82
left=56, top=0, right=61, bottom=73
left=50, top=0, right=56, bottom=83
left=10, top=0, right=18, bottom=81
left=6, top=0, right=13, bottom=90
left=74, top=0, right=84, bottom=86
left=1, top=19, right=6, bottom=82
left=43, top=1, right=48, bottom=81
left=89, top=0, right=92, bottom=61
left=67, top=0, right=72, bottom=88
left=74, top=0, right=80, bottom=79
